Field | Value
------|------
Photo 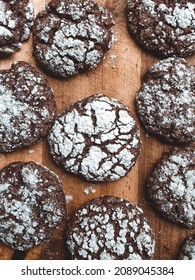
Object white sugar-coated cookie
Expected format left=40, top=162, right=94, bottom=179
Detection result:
left=0, top=161, right=66, bottom=251
left=147, top=145, right=195, bottom=228
left=136, top=57, right=195, bottom=144
left=0, top=61, right=57, bottom=153
left=33, top=0, right=115, bottom=78
left=48, top=94, right=141, bottom=182
left=178, top=235, right=195, bottom=260
left=127, top=0, right=195, bottom=58
left=0, top=0, right=34, bottom=54
left=66, top=196, right=155, bottom=260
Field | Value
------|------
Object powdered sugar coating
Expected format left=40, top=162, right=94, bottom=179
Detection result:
left=127, top=0, right=195, bottom=58
left=178, top=235, right=195, bottom=260
left=48, top=94, right=141, bottom=182
left=33, top=0, right=115, bottom=78
left=0, top=61, right=56, bottom=152
left=147, top=146, right=195, bottom=228
left=66, top=196, right=155, bottom=260
left=0, top=0, right=34, bottom=54
left=0, top=161, right=66, bottom=251
left=136, top=57, right=195, bottom=144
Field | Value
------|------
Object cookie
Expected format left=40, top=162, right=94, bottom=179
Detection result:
left=0, top=61, right=57, bottom=153
left=147, top=145, right=195, bottom=228
left=136, top=57, right=195, bottom=144
left=126, top=0, right=195, bottom=58
left=66, top=196, right=155, bottom=260
left=48, top=94, right=141, bottom=182
left=178, top=235, right=195, bottom=260
left=33, top=0, right=115, bottom=78
left=0, top=0, right=34, bottom=54
left=0, top=161, right=66, bottom=251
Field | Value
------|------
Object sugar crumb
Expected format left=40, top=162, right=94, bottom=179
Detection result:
left=83, top=185, right=96, bottom=195
left=65, top=194, right=73, bottom=203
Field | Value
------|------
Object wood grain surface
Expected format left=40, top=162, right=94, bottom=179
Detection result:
left=0, top=0, right=194, bottom=260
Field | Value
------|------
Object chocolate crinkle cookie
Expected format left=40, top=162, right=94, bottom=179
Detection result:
left=0, top=161, right=67, bottom=251
left=47, top=94, right=141, bottom=182
left=0, top=61, right=57, bottom=153
left=136, top=57, right=195, bottom=144
left=33, top=0, right=115, bottom=78
left=126, top=0, right=195, bottom=58
left=178, top=235, right=195, bottom=260
left=66, top=196, right=155, bottom=260
left=147, top=145, right=195, bottom=228
left=0, top=0, right=34, bottom=54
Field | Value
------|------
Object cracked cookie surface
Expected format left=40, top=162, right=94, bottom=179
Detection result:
left=178, top=235, right=195, bottom=260
left=127, top=0, right=195, bottom=58
left=0, top=0, right=34, bottom=54
left=33, top=0, right=115, bottom=78
left=0, top=61, right=57, bottom=153
left=136, top=57, right=195, bottom=144
left=147, top=145, right=195, bottom=228
left=0, top=161, right=67, bottom=251
left=48, top=94, right=141, bottom=182
left=66, top=196, right=155, bottom=260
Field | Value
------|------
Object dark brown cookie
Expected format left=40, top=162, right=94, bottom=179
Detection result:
left=0, top=161, right=66, bottom=251
left=33, top=0, right=115, bottom=78
left=47, top=94, right=141, bottom=182
left=147, top=145, right=195, bottom=228
left=178, top=235, right=195, bottom=260
left=0, top=61, right=57, bottom=153
left=127, top=0, right=195, bottom=58
left=0, top=0, right=34, bottom=54
left=66, top=196, right=155, bottom=260
left=136, top=57, right=195, bottom=144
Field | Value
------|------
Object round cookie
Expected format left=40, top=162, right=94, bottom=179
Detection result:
left=48, top=94, right=141, bottom=182
left=126, top=0, right=195, bottom=58
left=33, top=0, right=115, bottom=78
left=136, top=57, right=195, bottom=144
left=66, top=196, right=155, bottom=260
left=0, top=161, right=66, bottom=251
left=147, top=145, right=195, bottom=228
left=0, top=61, right=57, bottom=153
left=0, top=0, right=34, bottom=54
left=178, top=235, right=195, bottom=260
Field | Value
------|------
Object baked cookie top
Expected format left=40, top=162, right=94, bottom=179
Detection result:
left=0, top=61, right=56, bottom=153
left=178, top=235, right=195, bottom=260
left=136, top=57, right=195, bottom=144
left=0, top=0, right=34, bottom=54
left=147, top=145, right=195, bottom=228
left=0, top=161, right=66, bottom=251
left=48, top=94, right=141, bottom=182
left=66, top=196, right=155, bottom=260
left=33, top=0, right=115, bottom=78
left=127, top=0, right=195, bottom=58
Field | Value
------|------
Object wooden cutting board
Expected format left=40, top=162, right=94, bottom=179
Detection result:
left=0, top=0, right=194, bottom=260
